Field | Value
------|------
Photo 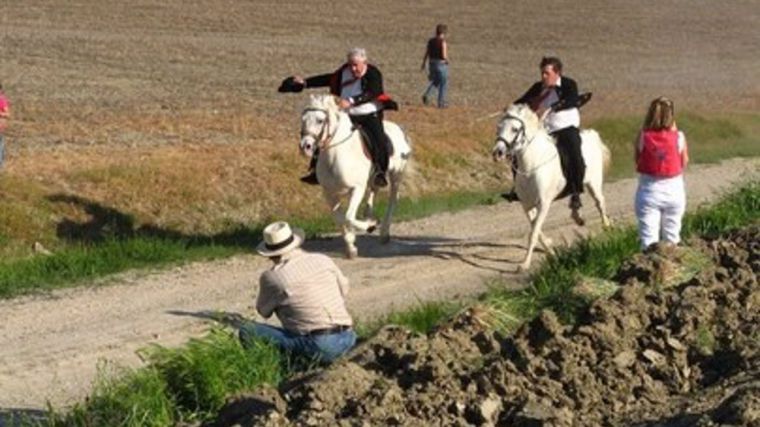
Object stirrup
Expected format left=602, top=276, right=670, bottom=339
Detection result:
left=373, top=172, right=388, bottom=188
left=500, top=189, right=519, bottom=202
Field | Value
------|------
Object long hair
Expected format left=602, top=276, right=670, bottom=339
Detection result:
left=643, top=97, right=675, bottom=130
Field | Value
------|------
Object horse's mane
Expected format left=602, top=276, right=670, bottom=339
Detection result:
left=504, top=103, right=540, bottom=134
left=306, top=94, right=340, bottom=113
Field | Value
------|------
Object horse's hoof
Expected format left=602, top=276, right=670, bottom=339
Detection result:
left=571, top=211, right=585, bottom=226
left=380, top=234, right=391, bottom=244
left=367, top=225, right=377, bottom=234
left=345, top=248, right=358, bottom=259
left=517, top=264, right=530, bottom=273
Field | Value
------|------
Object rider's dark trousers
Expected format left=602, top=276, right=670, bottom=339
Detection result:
left=551, top=126, right=585, bottom=195
left=350, top=112, right=389, bottom=174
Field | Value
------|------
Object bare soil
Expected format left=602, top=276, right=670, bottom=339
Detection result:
left=0, top=158, right=757, bottom=411
left=215, top=222, right=760, bottom=426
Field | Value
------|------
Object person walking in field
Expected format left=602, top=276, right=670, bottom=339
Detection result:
left=279, top=48, right=398, bottom=188
left=503, top=57, right=586, bottom=219
left=239, top=221, right=356, bottom=363
left=634, top=97, right=689, bottom=250
left=0, top=83, right=11, bottom=169
left=421, top=24, right=449, bottom=108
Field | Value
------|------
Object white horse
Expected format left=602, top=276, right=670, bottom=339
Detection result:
left=492, top=103, right=611, bottom=271
left=299, top=94, right=412, bottom=258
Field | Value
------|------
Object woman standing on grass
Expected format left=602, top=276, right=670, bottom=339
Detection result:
left=634, top=97, right=689, bottom=250
left=421, top=24, right=449, bottom=108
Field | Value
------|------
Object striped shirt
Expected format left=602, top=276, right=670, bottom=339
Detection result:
left=256, top=249, right=352, bottom=334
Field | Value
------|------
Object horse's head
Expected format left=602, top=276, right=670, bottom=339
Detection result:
left=492, top=103, right=540, bottom=161
left=300, top=95, right=340, bottom=157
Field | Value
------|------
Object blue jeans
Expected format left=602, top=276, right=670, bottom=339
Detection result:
left=0, top=135, right=4, bottom=169
left=239, top=322, right=356, bottom=363
left=423, top=60, right=449, bottom=108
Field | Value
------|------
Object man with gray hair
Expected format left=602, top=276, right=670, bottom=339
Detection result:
left=280, top=48, right=398, bottom=188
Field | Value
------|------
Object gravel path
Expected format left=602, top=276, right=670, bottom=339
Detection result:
left=0, top=158, right=757, bottom=410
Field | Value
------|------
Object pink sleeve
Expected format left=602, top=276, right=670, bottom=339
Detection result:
left=0, top=97, right=8, bottom=111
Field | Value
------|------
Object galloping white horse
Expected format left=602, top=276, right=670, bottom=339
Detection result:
left=492, top=103, right=611, bottom=271
left=299, top=94, right=412, bottom=258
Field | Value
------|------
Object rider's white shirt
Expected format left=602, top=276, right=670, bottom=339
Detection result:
left=541, top=77, right=580, bottom=133
left=339, top=68, right=380, bottom=116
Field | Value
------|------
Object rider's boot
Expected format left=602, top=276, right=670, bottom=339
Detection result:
left=373, top=167, right=388, bottom=188
left=501, top=188, right=519, bottom=202
left=501, top=157, right=520, bottom=202
left=300, top=153, right=319, bottom=185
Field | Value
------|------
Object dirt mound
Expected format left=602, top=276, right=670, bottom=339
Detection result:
left=214, top=227, right=759, bottom=426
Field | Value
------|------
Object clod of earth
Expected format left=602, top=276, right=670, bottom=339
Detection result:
left=214, top=226, right=759, bottom=426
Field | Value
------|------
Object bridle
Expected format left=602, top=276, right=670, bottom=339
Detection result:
left=300, top=107, right=353, bottom=150
left=495, top=112, right=558, bottom=176
left=495, top=113, right=528, bottom=154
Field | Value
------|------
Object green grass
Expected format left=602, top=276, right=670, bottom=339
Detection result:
left=355, top=300, right=464, bottom=338
left=42, top=330, right=283, bottom=427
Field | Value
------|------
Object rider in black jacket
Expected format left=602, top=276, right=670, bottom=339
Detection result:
left=504, top=56, right=586, bottom=213
left=281, top=48, right=397, bottom=188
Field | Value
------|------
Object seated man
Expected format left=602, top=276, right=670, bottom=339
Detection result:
left=239, top=221, right=356, bottom=363
left=282, top=47, right=397, bottom=188
left=504, top=56, right=586, bottom=213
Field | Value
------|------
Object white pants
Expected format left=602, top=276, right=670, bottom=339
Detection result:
left=635, top=174, right=686, bottom=250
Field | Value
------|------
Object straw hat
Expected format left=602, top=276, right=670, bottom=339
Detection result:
left=256, top=221, right=305, bottom=257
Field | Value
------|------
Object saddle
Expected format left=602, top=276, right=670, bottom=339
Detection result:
left=354, top=125, right=394, bottom=160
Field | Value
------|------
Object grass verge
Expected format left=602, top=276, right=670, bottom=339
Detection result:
left=34, top=180, right=758, bottom=427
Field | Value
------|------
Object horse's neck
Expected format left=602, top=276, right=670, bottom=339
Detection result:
left=321, top=111, right=362, bottom=159
left=514, top=131, right=559, bottom=176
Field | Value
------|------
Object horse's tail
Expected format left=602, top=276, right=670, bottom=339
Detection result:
left=601, top=141, right=612, bottom=176
left=391, top=125, right=418, bottom=191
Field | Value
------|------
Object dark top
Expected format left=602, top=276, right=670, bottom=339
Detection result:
left=426, top=37, right=445, bottom=61
left=515, top=75, right=580, bottom=112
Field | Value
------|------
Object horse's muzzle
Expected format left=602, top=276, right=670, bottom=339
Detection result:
left=299, top=136, right=316, bottom=158
left=492, top=140, right=508, bottom=162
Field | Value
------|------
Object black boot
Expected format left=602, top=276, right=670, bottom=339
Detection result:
left=501, top=189, right=519, bottom=202
left=300, top=170, right=319, bottom=185
left=300, top=155, right=319, bottom=185
left=373, top=170, right=388, bottom=188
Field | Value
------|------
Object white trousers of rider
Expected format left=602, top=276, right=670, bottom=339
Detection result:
left=635, top=174, right=686, bottom=250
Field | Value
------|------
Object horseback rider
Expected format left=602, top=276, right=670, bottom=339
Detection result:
left=280, top=48, right=397, bottom=188
left=503, top=57, right=586, bottom=214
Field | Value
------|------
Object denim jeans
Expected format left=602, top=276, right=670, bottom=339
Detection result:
left=0, top=135, right=5, bottom=169
left=423, top=60, right=449, bottom=108
left=239, top=322, right=356, bottom=363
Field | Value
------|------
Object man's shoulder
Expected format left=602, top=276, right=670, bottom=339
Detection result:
left=560, top=76, right=578, bottom=86
left=366, top=64, right=383, bottom=77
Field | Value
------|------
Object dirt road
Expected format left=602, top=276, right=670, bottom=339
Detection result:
left=0, top=158, right=757, bottom=410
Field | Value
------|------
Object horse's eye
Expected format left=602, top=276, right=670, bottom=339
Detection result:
left=316, top=118, right=324, bottom=124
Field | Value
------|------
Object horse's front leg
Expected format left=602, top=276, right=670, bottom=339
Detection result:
left=363, top=189, right=377, bottom=228
left=520, top=201, right=551, bottom=272
left=343, top=186, right=377, bottom=258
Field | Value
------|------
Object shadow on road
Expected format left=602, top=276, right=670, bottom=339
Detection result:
left=165, top=309, right=249, bottom=329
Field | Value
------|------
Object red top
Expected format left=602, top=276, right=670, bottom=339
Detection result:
left=637, top=129, right=683, bottom=177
